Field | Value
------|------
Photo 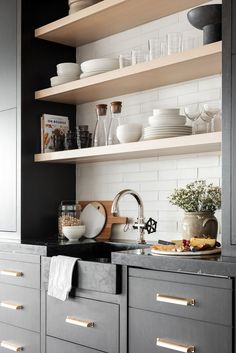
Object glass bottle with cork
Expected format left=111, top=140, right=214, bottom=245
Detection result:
left=93, top=104, right=108, bottom=147
left=108, top=101, right=124, bottom=145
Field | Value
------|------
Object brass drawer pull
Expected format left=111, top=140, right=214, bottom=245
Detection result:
left=156, top=294, right=195, bottom=306
left=0, top=301, right=23, bottom=310
left=0, top=270, right=23, bottom=277
left=156, top=338, right=195, bottom=352
left=1, top=341, right=23, bottom=352
left=66, top=316, right=94, bottom=328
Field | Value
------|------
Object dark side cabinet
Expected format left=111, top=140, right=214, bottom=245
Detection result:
left=222, top=0, right=236, bottom=255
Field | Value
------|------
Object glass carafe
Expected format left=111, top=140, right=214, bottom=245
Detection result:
left=108, top=101, right=124, bottom=145
left=93, top=104, right=108, bottom=147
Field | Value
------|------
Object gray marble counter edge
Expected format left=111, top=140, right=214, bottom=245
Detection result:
left=0, top=242, right=47, bottom=256
left=111, top=252, right=236, bottom=277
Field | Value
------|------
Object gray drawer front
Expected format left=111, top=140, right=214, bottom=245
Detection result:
left=0, top=259, right=40, bottom=288
left=129, top=308, right=232, bottom=353
left=0, top=321, right=40, bottom=353
left=47, top=296, right=119, bottom=353
left=129, top=276, right=232, bottom=325
left=0, top=283, right=40, bottom=332
left=47, top=336, right=104, bottom=353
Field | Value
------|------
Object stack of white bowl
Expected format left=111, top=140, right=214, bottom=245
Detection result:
left=80, top=58, right=119, bottom=79
left=68, top=0, right=102, bottom=15
left=50, top=63, right=80, bottom=87
left=143, top=109, right=192, bottom=140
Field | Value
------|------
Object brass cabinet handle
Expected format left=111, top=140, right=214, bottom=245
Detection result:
left=0, top=270, right=23, bottom=277
left=66, top=316, right=94, bottom=328
left=0, top=301, right=23, bottom=310
left=156, top=293, right=195, bottom=306
left=1, top=341, right=23, bottom=352
left=157, top=338, right=195, bottom=352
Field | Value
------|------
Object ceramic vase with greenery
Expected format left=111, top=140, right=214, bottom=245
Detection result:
left=169, top=180, right=221, bottom=239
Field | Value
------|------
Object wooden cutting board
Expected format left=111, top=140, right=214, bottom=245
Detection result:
left=80, top=201, right=128, bottom=241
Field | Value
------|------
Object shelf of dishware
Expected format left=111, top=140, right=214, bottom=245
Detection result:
left=34, top=132, right=221, bottom=164
left=35, top=0, right=207, bottom=47
left=35, top=41, right=222, bottom=105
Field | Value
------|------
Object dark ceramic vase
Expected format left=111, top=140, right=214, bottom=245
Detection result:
left=187, top=4, right=222, bottom=45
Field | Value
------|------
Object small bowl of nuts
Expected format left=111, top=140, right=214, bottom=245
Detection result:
left=63, top=225, right=86, bottom=241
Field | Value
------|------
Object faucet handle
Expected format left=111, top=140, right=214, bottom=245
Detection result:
left=145, top=218, right=157, bottom=234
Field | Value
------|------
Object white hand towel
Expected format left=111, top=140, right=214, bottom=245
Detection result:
left=48, top=255, right=78, bottom=301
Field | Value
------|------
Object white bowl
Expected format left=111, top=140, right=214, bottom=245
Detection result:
left=63, top=225, right=86, bottom=241
left=116, top=124, right=142, bottom=143
left=50, top=75, right=79, bottom=87
left=81, top=58, right=119, bottom=73
left=57, top=63, right=80, bottom=76
left=153, top=108, right=180, bottom=116
left=69, top=0, right=101, bottom=12
left=148, top=115, right=186, bottom=127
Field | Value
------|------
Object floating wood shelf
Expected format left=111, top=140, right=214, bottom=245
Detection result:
left=35, top=0, right=207, bottom=47
left=35, top=42, right=222, bottom=105
left=35, top=132, right=222, bottom=164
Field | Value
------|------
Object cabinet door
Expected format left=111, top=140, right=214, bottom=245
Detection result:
left=0, top=109, right=17, bottom=231
left=0, top=0, right=16, bottom=111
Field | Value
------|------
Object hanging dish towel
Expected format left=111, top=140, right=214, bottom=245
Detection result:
left=48, top=255, right=78, bottom=301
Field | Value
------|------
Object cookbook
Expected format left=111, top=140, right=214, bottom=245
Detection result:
left=41, top=114, right=69, bottom=153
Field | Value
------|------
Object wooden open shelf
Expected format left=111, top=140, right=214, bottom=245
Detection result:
left=35, top=42, right=222, bottom=105
left=35, top=0, right=207, bottom=47
left=35, top=132, right=221, bottom=164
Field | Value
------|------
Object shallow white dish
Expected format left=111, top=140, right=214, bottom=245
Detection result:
left=57, top=63, right=80, bottom=76
left=153, top=108, right=180, bottom=116
left=149, top=115, right=186, bottom=127
left=80, top=70, right=110, bottom=79
left=151, top=248, right=221, bottom=256
left=81, top=58, right=119, bottom=73
left=145, top=127, right=191, bottom=131
left=63, top=225, right=86, bottom=241
left=50, top=75, right=79, bottom=87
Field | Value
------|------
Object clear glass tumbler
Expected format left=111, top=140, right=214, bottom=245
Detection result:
left=167, top=32, right=182, bottom=55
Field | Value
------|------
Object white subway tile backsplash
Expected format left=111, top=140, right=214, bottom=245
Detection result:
left=158, top=82, right=198, bottom=100
left=198, top=166, right=222, bottom=179
left=76, top=1, right=222, bottom=241
left=123, top=171, right=158, bottom=182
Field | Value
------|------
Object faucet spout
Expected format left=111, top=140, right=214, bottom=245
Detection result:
left=111, top=189, right=146, bottom=244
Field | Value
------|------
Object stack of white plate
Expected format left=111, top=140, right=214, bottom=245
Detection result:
left=50, top=63, right=80, bottom=87
left=80, top=58, right=119, bottom=79
left=144, top=109, right=192, bottom=140
left=68, top=0, right=102, bottom=15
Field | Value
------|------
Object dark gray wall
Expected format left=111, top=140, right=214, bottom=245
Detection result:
left=21, top=0, right=76, bottom=240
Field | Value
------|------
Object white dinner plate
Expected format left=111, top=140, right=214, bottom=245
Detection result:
left=151, top=248, right=221, bottom=256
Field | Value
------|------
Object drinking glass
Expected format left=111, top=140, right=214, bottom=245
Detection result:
left=182, top=37, right=196, bottom=52
left=131, top=49, right=148, bottom=65
left=203, top=102, right=221, bottom=132
left=184, top=105, right=202, bottom=134
left=148, top=39, right=159, bottom=61
left=167, top=33, right=182, bottom=55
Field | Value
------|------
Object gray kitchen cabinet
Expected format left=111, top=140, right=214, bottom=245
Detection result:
left=0, top=0, right=16, bottom=112
left=47, top=336, right=104, bottom=353
left=128, top=268, right=233, bottom=353
left=129, top=308, right=232, bottom=353
left=47, top=295, right=119, bottom=353
left=0, top=252, right=41, bottom=352
left=0, top=109, right=17, bottom=232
